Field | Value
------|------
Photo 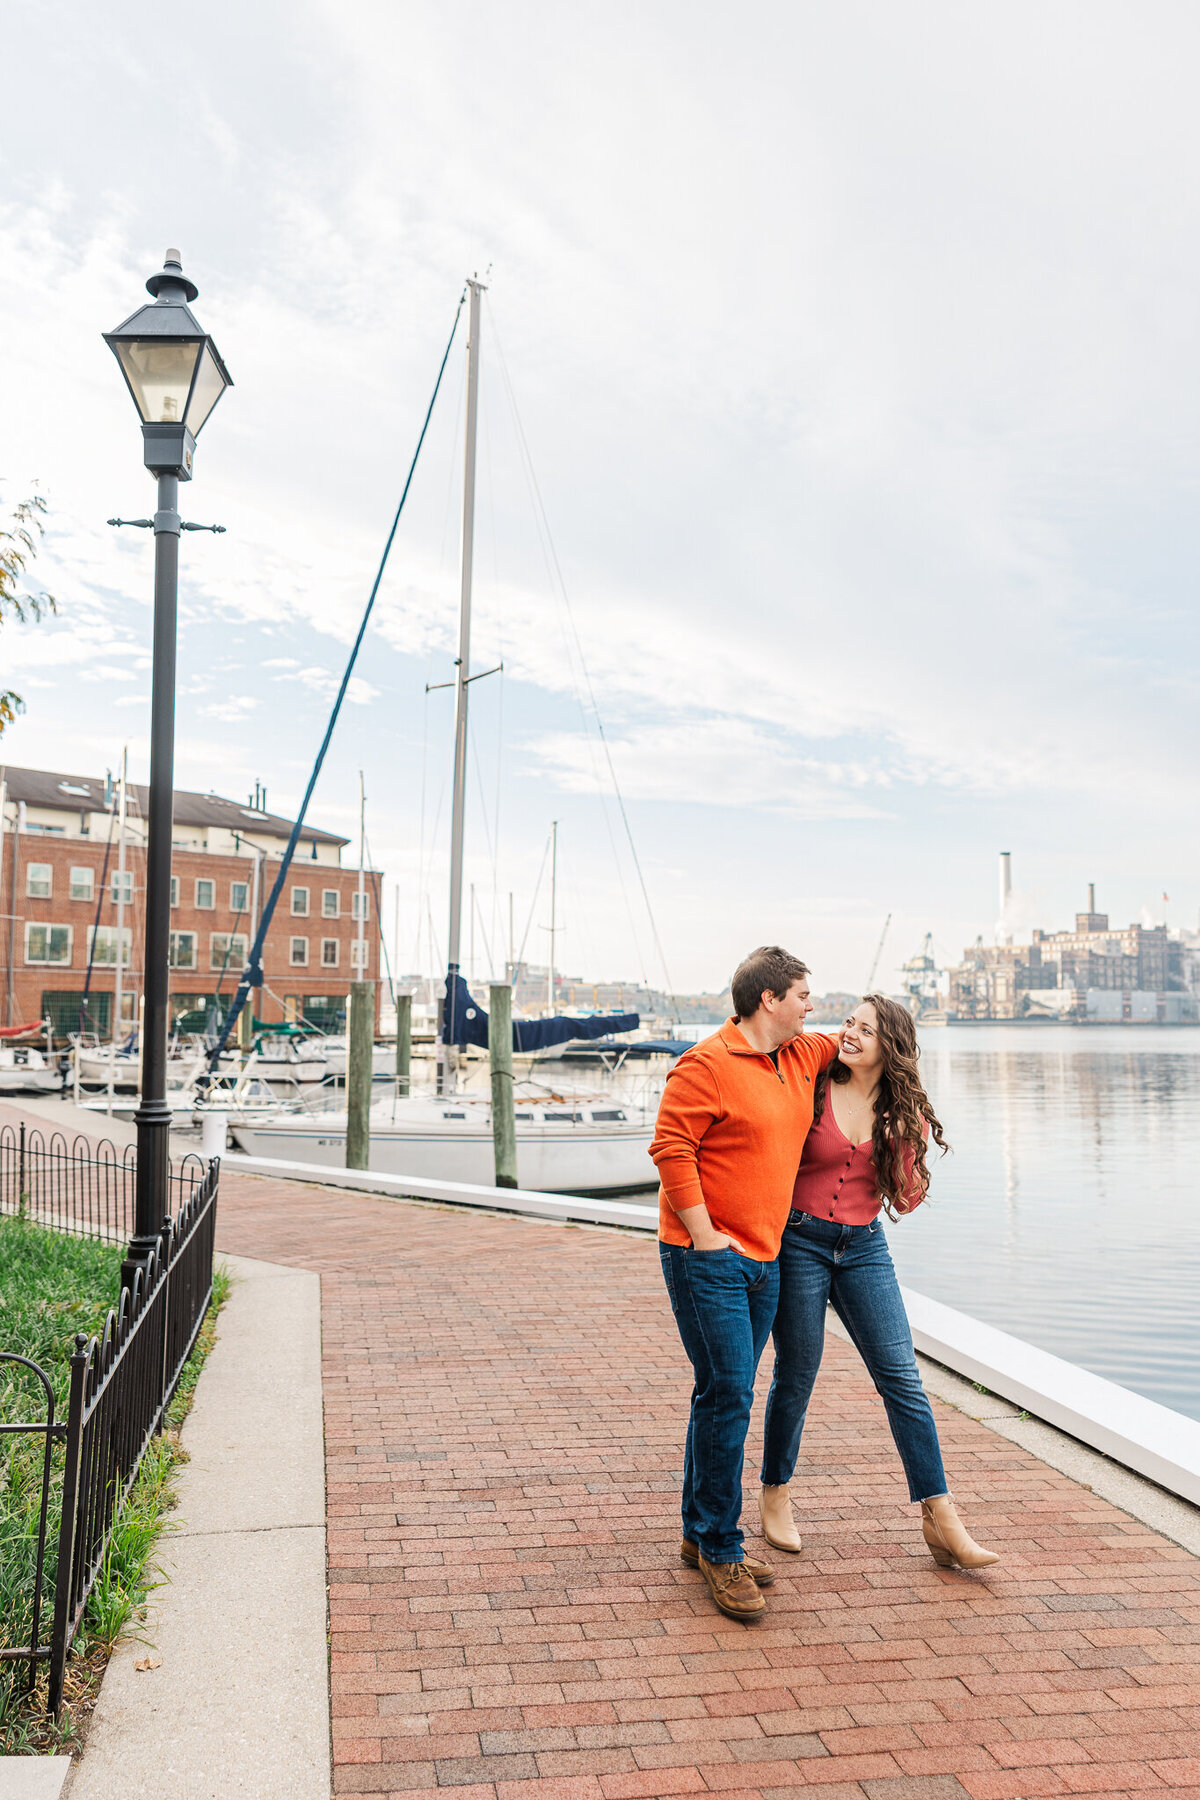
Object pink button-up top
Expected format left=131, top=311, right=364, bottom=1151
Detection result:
left=792, top=1097, right=925, bottom=1224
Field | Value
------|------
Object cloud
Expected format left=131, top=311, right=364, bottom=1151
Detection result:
left=5, top=3, right=1200, bottom=983
left=200, top=694, right=261, bottom=723
left=526, top=719, right=892, bottom=819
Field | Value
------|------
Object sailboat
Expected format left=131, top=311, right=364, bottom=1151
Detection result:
left=230, top=281, right=659, bottom=1194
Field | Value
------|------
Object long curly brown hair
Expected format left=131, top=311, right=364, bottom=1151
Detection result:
left=812, top=994, right=949, bottom=1218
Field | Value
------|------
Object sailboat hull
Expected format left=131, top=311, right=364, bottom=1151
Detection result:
left=229, top=1109, right=655, bottom=1196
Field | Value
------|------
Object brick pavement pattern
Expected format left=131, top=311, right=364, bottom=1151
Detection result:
left=215, top=1173, right=1200, bottom=1800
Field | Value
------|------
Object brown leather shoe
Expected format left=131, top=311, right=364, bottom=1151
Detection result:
left=680, top=1539, right=775, bottom=1585
left=697, top=1554, right=766, bottom=1621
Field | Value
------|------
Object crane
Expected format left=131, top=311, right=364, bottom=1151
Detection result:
left=865, top=913, right=892, bottom=992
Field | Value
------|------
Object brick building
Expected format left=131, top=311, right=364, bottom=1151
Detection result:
left=0, top=766, right=382, bottom=1039
left=947, top=887, right=1188, bottom=1022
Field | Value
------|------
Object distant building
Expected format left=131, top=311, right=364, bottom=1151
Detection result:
left=0, top=765, right=381, bottom=1038
left=505, top=964, right=729, bottom=1024
left=946, top=885, right=1194, bottom=1023
left=810, top=991, right=859, bottom=1023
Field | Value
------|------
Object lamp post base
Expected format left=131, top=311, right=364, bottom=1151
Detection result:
left=123, top=1094, right=173, bottom=1293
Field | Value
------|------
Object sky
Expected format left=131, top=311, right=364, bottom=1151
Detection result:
left=2, top=0, right=1199, bottom=997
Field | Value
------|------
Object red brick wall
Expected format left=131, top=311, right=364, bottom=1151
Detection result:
left=0, top=829, right=383, bottom=1036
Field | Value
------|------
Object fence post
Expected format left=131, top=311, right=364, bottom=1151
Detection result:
left=48, top=1334, right=89, bottom=1717
left=18, top=1119, right=26, bottom=1216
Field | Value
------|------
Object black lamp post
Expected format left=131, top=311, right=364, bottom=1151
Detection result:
left=104, top=250, right=232, bottom=1287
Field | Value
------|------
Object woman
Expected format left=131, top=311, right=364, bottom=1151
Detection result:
left=758, top=994, right=999, bottom=1570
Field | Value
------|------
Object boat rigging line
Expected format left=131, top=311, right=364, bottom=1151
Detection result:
left=484, top=295, right=677, bottom=1014
left=205, top=288, right=468, bottom=1073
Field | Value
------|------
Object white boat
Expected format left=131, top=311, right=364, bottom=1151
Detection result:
left=318, top=1035, right=396, bottom=1080
left=229, top=1092, right=655, bottom=1193
left=193, top=1073, right=305, bottom=1127
left=0, top=1044, right=60, bottom=1094
left=74, top=1040, right=140, bottom=1088
left=253, top=1035, right=331, bottom=1085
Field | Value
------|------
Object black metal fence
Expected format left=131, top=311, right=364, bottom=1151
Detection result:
left=0, top=1122, right=208, bottom=1244
left=0, top=1131, right=218, bottom=1713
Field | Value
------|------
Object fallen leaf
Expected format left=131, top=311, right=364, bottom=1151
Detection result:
left=134, top=1657, right=162, bottom=1672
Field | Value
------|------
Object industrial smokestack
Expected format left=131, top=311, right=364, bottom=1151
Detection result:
left=1088, top=882, right=1095, bottom=914
left=998, top=852, right=1012, bottom=943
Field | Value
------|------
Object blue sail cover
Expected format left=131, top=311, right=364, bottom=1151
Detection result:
left=444, top=969, right=639, bottom=1051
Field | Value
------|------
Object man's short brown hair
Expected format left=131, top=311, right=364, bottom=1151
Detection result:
left=730, top=946, right=810, bottom=1019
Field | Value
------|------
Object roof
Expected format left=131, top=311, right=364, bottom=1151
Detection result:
left=0, top=765, right=349, bottom=847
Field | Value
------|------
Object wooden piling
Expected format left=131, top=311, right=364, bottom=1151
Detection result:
left=346, top=981, right=374, bottom=1170
left=395, top=992, right=412, bottom=1098
left=489, top=983, right=517, bottom=1189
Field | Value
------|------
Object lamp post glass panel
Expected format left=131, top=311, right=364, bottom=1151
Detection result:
left=103, top=250, right=232, bottom=1288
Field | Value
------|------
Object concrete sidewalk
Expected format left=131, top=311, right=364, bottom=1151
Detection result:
left=66, top=1253, right=329, bottom=1800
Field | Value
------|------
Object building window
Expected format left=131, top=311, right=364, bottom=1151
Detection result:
left=88, top=926, right=133, bottom=966
left=303, top=995, right=345, bottom=1031
left=210, top=933, right=248, bottom=973
left=170, top=876, right=180, bottom=908
left=195, top=879, right=215, bottom=910
left=111, top=869, right=133, bottom=906
left=321, top=938, right=340, bottom=968
left=350, top=940, right=369, bottom=970
left=42, top=989, right=111, bottom=1036
left=169, top=931, right=198, bottom=970
left=290, top=936, right=309, bottom=967
left=25, top=923, right=71, bottom=964
left=322, top=889, right=339, bottom=918
left=26, top=863, right=52, bottom=899
left=351, top=891, right=370, bottom=921
left=291, top=887, right=310, bottom=917
left=69, top=867, right=95, bottom=902
left=230, top=881, right=249, bottom=914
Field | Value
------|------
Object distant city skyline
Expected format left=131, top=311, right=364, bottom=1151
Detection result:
left=3, top=2, right=1198, bottom=993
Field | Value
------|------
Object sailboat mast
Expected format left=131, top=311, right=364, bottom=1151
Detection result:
left=447, top=278, right=483, bottom=971
left=356, top=770, right=366, bottom=976
left=440, top=276, right=484, bottom=1092
left=114, top=748, right=128, bottom=1041
left=547, top=819, right=558, bottom=1015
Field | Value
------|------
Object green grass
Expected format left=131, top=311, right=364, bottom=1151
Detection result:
left=0, top=1216, right=230, bottom=1749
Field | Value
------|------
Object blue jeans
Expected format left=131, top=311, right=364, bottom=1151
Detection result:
left=660, top=1244, right=779, bottom=1563
left=760, top=1211, right=947, bottom=1503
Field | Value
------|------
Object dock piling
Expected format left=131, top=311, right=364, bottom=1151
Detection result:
left=489, top=983, right=517, bottom=1189
left=346, top=982, right=374, bottom=1170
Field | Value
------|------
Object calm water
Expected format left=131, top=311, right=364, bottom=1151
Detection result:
left=619, top=1025, right=1200, bottom=1423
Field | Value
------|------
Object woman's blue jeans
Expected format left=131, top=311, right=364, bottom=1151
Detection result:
left=760, top=1211, right=947, bottom=1503
left=660, top=1244, right=779, bottom=1563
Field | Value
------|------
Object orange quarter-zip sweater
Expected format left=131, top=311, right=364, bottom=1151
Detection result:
left=651, top=1019, right=840, bottom=1263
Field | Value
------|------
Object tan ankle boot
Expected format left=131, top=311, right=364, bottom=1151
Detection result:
left=759, top=1484, right=802, bottom=1553
left=921, top=1493, right=1000, bottom=1569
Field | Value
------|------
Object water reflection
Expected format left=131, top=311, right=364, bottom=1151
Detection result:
left=614, top=1025, right=1200, bottom=1423
left=886, top=1027, right=1200, bottom=1422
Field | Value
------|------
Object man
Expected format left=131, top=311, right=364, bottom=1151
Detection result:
left=651, top=946, right=838, bottom=1621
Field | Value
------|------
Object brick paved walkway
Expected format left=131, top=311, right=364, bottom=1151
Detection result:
left=214, top=1172, right=1200, bottom=1800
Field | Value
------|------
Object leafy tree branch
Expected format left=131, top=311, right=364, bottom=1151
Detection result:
left=0, top=490, right=56, bottom=736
